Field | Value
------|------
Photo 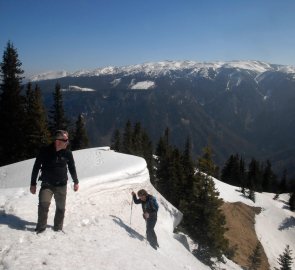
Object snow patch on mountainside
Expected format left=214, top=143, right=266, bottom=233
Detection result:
left=62, top=85, right=96, bottom=92
left=130, top=81, right=155, bottom=90
left=111, top=78, right=122, bottom=87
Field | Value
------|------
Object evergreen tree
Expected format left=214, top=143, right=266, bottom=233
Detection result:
left=0, top=41, right=26, bottom=165
left=141, top=131, right=154, bottom=185
left=247, top=158, right=262, bottom=192
left=111, top=129, right=121, bottom=152
left=240, top=156, right=247, bottom=194
left=278, top=170, right=288, bottom=194
left=181, top=146, right=230, bottom=266
left=275, top=245, right=293, bottom=270
left=197, top=145, right=219, bottom=178
left=248, top=188, right=256, bottom=203
left=289, top=192, right=295, bottom=211
left=71, top=114, right=89, bottom=151
left=48, top=82, right=69, bottom=134
left=180, top=137, right=195, bottom=198
left=221, top=154, right=241, bottom=186
left=24, top=83, right=50, bottom=158
left=122, top=120, right=132, bottom=154
left=155, top=130, right=173, bottom=198
left=131, top=122, right=143, bottom=156
left=189, top=171, right=229, bottom=265
left=112, top=121, right=154, bottom=185
left=248, top=242, right=262, bottom=270
left=262, top=160, right=277, bottom=192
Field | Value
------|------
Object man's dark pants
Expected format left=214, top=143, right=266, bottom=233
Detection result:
left=37, top=184, right=67, bottom=231
left=146, top=214, right=159, bottom=249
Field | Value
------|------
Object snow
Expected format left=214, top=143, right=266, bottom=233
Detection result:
left=61, top=85, right=95, bottom=92
left=30, top=71, right=69, bottom=82
left=0, top=148, right=211, bottom=270
left=110, top=78, right=121, bottom=87
left=130, top=81, right=155, bottom=90
left=1, top=147, right=295, bottom=269
left=29, top=60, right=295, bottom=82
left=215, top=179, right=295, bottom=269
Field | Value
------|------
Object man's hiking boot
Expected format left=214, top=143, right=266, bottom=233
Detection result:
left=35, top=227, right=46, bottom=234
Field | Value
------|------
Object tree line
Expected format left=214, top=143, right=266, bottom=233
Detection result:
left=0, top=41, right=89, bottom=166
left=111, top=123, right=231, bottom=267
left=111, top=121, right=295, bottom=268
left=221, top=154, right=295, bottom=208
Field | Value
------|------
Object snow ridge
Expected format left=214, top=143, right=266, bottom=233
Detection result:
left=0, top=147, right=295, bottom=269
left=29, top=60, right=295, bottom=81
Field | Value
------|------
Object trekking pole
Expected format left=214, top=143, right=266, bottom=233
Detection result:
left=145, top=219, right=148, bottom=245
left=130, top=197, right=133, bottom=226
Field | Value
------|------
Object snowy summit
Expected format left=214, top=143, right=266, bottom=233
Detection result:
left=29, top=60, right=295, bottom=82
left=0, top=147, right=294, bottom=269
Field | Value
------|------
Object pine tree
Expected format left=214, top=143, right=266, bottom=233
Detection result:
left=221, top=154, right=241, bottom=186
left=248, top=188, right=256, bottom=203
left=181, top=146, right=230, bottom=266
left=111, top=129, right=121, bottom=151
left=278, top=170, right=288, bottom=194
left=189, top=171, right=229, bottom=265
left=24, top=83, right=50, bottom=158
left=262, top=160, right=277, bottom=192
left=240, top=156, right=247, bottom=194
left=289, top=192, right=295, bottom=211
left=197, top=145, right=219, bottom=178
left=248, top=242, right=262, bottom=270
left=0, top=41, right=26, bottom=165
left=48, top=82, right=69, bottom=134
left=247, top=158, right=263, bottom=192
left=112, top=120, right=154, bottom=184
left=155, top=131, right=172, bottom=198
left=180, top=137, right=195, bottom=199
left=275, top=245, right=293, bottom=270
left=131, top=122, right=143, bottom=156
left=71, top=114, right=89, bottom=151
left=122, top=120, right=133, bottom=154
left=141, top=131, right=154, bottom=184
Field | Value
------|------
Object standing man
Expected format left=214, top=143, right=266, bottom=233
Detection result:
left=132, top=189, right=159, bottom=250
left=30, top=130, right=79, bottom=233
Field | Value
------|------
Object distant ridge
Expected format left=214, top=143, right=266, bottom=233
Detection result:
left=29, top=60, right=295, bottom=81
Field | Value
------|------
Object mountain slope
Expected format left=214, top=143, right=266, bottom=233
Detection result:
left=1, top=147, right=295, bottom=269
left=30, top=60, right=295, bottom=178
left=0, top=148, right=212, bottom=270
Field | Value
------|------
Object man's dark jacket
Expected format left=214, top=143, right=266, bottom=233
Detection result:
left=31, top=143, right=78, bottom=186
left=133, top=194, right=158, bottom=215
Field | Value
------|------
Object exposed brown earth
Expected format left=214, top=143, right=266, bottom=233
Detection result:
left=221, top=202, right=270, bottom=270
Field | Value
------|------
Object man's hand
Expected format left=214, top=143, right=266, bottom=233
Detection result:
left=143, top=212, right=149, bottom=219
left=30, top=185, right=36, bottom=194
left=73, top=183, right=79, bottom=192
left=131, top=191, right=136, bottom=196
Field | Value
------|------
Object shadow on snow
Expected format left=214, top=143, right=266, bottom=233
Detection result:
left=110, top=215, right=145, bottom=241
left=0, top=211, right=36, bottom=231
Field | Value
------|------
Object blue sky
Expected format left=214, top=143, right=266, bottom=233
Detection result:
left=1, top=0, right=295, bottom=77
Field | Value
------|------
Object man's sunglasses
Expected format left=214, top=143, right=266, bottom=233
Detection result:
left=57, top=139, right=69, bottom=143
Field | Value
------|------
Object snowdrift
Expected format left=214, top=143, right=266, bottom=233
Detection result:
left=0, top=148, right=213, bottom=270
left=0, top=147, right=294, bottom=269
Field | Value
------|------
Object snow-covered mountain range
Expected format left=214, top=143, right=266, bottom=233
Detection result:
left=27, top=59, right=295, bottom=179
left=29, top=60, right=295, bottom=82
left=0, top=148, right=295, bottom=269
